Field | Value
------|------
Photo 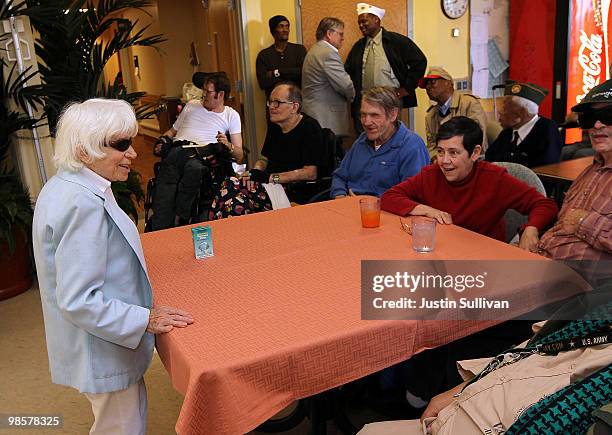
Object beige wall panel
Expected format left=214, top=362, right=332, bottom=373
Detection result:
left=191, top=0, right=215, bottom=74
left=121, top=6, right=166, bottom=96
left=412, top=0, right=469, bottom=139
left=157, top=0, right=196, bottom=96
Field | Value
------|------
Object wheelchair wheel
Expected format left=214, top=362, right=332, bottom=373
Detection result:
left=254, top=400, right=306, bottom=432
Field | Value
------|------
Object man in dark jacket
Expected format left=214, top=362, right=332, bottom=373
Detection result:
left=486, top=80, right=563, bottom=167
left=345, top=2, right=427, bottom=131
left=255, top=15, right=307, bottom=99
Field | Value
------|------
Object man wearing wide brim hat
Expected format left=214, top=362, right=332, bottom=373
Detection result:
left=536, top=79, right=612, bottom=262
left=485, top=80, right=563, bottom=167
left=345, top=2, right=427, bottom=131
left=419, top=66, right=488, bottom=159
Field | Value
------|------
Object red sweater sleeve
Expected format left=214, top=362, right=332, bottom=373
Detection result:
left=498, top=170, right=558, bottom=231
left=381, top=171, right=426, bottom=216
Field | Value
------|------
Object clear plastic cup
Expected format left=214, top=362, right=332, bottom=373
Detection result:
left=412, top=216, right=436, bottom=252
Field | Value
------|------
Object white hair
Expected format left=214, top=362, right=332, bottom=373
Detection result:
left=53, top=98, right=138, bottom=171
left=508, top=95, right=539, bottom=116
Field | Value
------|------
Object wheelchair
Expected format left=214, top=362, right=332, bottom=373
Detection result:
left=283, top=128, right=345, bottom=204
left=144, top=139, right=235, bottom=232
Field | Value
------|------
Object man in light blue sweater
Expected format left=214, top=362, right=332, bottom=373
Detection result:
left=331, top=87, right=429, bottom=198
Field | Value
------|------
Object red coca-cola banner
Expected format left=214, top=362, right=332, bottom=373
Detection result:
left=567, top=0, right=611, bottom=142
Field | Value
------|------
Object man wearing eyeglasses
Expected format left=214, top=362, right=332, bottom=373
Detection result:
left=420, top=66, right=488, bottom=160
left=536, top=80, right=612, bottom=262
left=151, top=73, right=243, bottom=230
left=302, top=17, right=355, bottom=137
left=159, top=73, right=244, bottom=164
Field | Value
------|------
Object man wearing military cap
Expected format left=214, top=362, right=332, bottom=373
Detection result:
left=536, top=79, right=612, bottom=262
left=420, top=66, right=488, bottom=159
left=345, top=2, right=427, bottom=131
left=486, top=80, right=562, bottom=167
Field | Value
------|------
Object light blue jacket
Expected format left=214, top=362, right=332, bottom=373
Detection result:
left=330, top=122, right=429, bottom=198
left=32, top=169, right=154, bottom=394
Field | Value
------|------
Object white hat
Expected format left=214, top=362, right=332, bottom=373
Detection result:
left=357, top=3, right=385, bottom=20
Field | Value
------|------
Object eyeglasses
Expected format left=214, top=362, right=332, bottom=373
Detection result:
left=202, top=89, right=218, bottom=96
left=266, top=100, right=294, bottom=109
left=331, top=29, right=345, bottom=37
left=399, top=217, right=412, bottom=235
left=106, top=138, right=132, bottom=152
left=577, top=108, right=612, bottom=129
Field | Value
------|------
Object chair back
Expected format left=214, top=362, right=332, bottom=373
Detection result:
left=318, top=128, right=338, bottom=179
left=492, top=162, right=547, bottom=243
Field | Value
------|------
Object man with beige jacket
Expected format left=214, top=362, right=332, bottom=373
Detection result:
left=420, top=66, right=488, bottom=159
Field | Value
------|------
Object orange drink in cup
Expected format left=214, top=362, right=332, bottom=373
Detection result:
left=359, top=197, right=381, bottom=228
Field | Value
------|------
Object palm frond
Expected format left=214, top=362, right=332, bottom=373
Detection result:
left=111, top=171, right=144, bottom=223
left=14, top=0, right=165, bottom=222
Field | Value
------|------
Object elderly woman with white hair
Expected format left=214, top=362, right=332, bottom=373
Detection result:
left=32, top=98, right=193, bottom=434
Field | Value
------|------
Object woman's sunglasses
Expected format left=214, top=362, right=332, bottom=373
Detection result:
left=106, top=138, right=133, bottom=152
left=577, top=108, right=612, bottom=129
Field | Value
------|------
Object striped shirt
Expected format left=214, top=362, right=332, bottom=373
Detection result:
left=537, top=154, right=612, bottom=260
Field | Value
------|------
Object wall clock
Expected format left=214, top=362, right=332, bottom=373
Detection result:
left=441, top=0, right=468, bottom=19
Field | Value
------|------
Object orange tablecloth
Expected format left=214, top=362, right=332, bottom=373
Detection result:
left=141, top=197, right=575, bottom=435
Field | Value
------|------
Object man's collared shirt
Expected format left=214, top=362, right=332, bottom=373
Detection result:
left=514, top=114, right=540, bottom=145
left=537, top=154, right=612, bottom=261
left=361, top=30, right=400, bottom=90
left=438, top=96, right=452, bottom=117
left=321, top=39, right=338, bottom=53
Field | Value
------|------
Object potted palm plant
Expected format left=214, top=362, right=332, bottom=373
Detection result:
left=0, top=61, right=36, bottom=300
left=0, top=0, right=164, bottom=299
left=23, top=0, right=164, bottom=222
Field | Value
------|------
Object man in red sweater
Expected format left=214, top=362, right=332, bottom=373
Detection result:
left=381, top=116, right=558, bottom=251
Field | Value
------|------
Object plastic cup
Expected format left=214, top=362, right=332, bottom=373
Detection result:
left=359, top=197, right=381, bottom=228
left=412, top=216, right=436, bottom=252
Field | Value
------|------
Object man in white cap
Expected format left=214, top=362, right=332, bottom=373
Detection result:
left=345, top=2, right=427, bottom=131
left=420, top=66, right=488, bottom=159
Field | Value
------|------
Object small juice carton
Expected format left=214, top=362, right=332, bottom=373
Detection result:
left=191, top=226, right=214, bottom=259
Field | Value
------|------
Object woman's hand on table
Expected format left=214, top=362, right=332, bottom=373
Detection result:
left=518, top=226, right=540, bottom=252
left=147, top=306, right=194, bottom=334
left=411, top=205, right=453, bottom=225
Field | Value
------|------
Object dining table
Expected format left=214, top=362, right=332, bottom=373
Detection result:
left=141, top=196, right=587, bottom=435
left=532, top=156, right=593, bottom=206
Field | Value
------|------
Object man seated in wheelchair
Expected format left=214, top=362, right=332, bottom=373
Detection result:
left=150, top=72, right=244, bottom=230
left=210, top=82, right=327, bottom=219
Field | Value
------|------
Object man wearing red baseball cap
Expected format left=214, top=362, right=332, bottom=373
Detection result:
left=419, top=66, right=487, bottom=159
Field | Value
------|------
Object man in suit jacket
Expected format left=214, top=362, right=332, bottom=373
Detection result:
left=486, top=80, right=563, bottom=167
left=345, top=2, right=427, bottom=130
left=32, top=99, right=193, bottom=435
left=302, top=17, right=355, bottom=137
